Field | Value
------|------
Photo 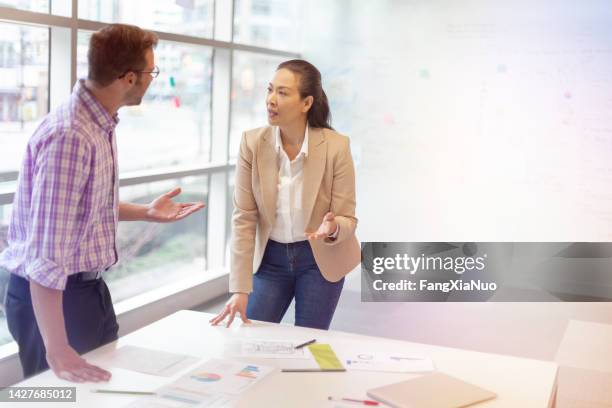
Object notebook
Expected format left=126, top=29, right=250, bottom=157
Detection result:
left=366, top=372, right=497, bottom=408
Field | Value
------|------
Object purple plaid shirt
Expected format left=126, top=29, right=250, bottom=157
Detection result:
left=0, top=80, right=119, bottom=290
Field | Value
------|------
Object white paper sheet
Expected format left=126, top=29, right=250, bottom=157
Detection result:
left=124, top=392, right=234, bottom=408
left=160, top=358, right=275, bottom=397
left=340, top=351, right=435, bottom=373
left=105, top=345, right=199, bottom=377
left=123, top=359, right=273, bottom=407
left=238, top=339, right=311, bottom=359
left=87, top=367, right=166, bottom=389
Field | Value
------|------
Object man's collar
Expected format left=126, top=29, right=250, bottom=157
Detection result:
left=74, top=79, right=120, bottom=133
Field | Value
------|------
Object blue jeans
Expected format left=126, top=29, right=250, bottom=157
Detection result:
left=246, top=240, right=344, bottom=330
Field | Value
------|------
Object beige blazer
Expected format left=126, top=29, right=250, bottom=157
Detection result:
left=229, top=125, right=360, bottom=293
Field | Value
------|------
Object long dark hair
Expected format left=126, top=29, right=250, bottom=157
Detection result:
left=276, top=59, right=333, bottom=130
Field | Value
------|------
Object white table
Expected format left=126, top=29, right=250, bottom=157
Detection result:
left=14, top=310, right=558, bottom=407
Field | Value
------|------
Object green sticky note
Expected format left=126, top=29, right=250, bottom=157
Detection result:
left=308, top=344, right=344, bottom=370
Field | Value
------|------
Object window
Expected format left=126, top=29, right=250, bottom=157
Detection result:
left=108, top=176, right=208, bottom=303
left=0, top=0, right=301, bottom=350
left=0, top=0, right=48, bottom=14
left=0, top=22, right=48, bottom=176
left=0, top=203, right=12, bottom=346
left=233, top=0, right=302, bottom=51
left=229, top=50, right=285, bottom=159
left=0, top=0, right=71, bottom=15
left=77, top=33, right=214, bottom=173
left=225, top=169, right=235, bottom=266
left=78, top=0, right=215, bottom=39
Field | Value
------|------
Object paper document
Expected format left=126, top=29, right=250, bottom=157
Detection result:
left=308, top=344, right=345, bottom=370
left=124, top=392, right=232, bottom=408
left=239, top=339, right=310, bottom=359
left=341, top=351, right=435, bottom=373
left=126, top=359, right=274, bottom=407
left=160, top=358, right=275, bottom=397
left=87, top=367, right=167, bottom=393
left=105, top=345, right=199, bottom=377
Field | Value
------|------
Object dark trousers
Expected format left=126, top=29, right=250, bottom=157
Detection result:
left=246, top=240, right=345, bottom=330
left=5, top=274, right=119, bottom=378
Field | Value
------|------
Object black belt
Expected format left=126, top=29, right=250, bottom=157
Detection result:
left=69, top=270, right=103, bottom=283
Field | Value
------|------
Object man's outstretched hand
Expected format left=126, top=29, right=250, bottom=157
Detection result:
left=146, top=187, right=205, bottom=223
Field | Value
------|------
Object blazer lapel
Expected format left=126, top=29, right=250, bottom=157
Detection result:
left=257, top=127, right=278, bottom=226
left=302, top=126, right=327, bottom=230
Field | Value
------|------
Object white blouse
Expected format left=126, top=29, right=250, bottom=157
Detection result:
left=269, top=126, right=309, bottom=243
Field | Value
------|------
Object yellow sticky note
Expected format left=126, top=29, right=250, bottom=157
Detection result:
left=308, top=344, right=344, bottom=370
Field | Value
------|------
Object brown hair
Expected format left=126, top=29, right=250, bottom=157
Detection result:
left=277, top=59, right=333, bottom=129
left=88, top=24, right=158, bottom=87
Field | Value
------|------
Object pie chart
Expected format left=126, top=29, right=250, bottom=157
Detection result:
left=191, top=372, right=222, bottom=382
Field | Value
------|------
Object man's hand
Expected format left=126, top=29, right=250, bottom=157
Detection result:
left=146, top=187, right=205, bottom=223
left=209, top=293, right=251, bottom=327
left=305, top=212, right=338, bottom=240
left=46, top=345, right=111, bottom=383
left=29, top=281, right=109, bottom=383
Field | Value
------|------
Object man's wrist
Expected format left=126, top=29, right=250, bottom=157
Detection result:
left=119, top=202, right=151, bottom=222
left=142, top=204, right=154, bottom=222
left=45, top=340, right=71, bottom=354
left=134, top=203, right=152, bottom=221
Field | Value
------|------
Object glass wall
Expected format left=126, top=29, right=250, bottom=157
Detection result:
left=233, top=0, right=302, bottom=51
left=77, top=33, right=214, bottom=173
left=108, top=176, right=208, bottom=303
left=78, top=0, right=214, bottom=38
left=0, top=22, right=48, bottom=175
left=229, top=51, right=285, bottom=159
left=0, top=0, right=301, bottom=348
left=0, top=203, right=12, bottom=346
left=0, top=0, right=70, bottom=15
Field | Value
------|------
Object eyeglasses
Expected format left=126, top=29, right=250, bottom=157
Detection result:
left=141, top=65, right=160, bottom=78
left=118, top=65, right=160, bottom=79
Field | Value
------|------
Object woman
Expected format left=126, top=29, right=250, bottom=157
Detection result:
left=210, top=59, right=360, bottom=330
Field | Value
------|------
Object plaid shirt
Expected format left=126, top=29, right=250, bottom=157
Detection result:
left=0, top=80, right=119, bottom=290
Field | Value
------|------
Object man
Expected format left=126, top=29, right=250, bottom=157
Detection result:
left=0, top=24, right=204, bottom=382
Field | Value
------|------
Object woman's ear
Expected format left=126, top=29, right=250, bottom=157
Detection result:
left=302, top=95, right=314, bottom=113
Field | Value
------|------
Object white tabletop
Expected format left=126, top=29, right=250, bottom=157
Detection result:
left=14, top=310, right=558, bottom=407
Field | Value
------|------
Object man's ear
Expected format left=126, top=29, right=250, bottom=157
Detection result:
left=302, top=95, right=314, bottom=113
left=123, top=71, right=136, bottom=85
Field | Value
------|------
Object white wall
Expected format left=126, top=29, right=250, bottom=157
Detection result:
left=302, top=0, right=612, bottom=242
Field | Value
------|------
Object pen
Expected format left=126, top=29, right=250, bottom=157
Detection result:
left=91, top=389, right=156, bottom=396
left=328, top=396, right=380, bottom=406
left=294, top=339, right=316, bottom=349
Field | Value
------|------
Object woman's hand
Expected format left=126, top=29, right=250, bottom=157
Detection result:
left=209, top=293, right=251, bottom=327
left=305, top=212, right=338, bottom=240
